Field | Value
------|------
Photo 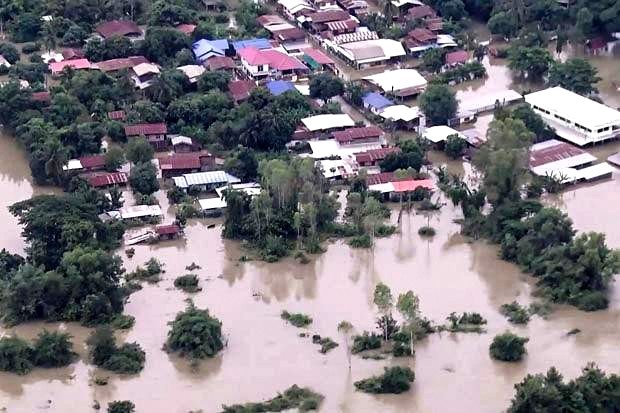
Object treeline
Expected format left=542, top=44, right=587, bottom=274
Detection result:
left=442, top=115, right=620, bottom=311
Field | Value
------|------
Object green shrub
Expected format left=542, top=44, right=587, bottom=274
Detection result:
left=348, top=234, right=372, bottom=248
left=0, top=336, right=34, bottom=374
left=312, top=335, right=339, bottom=354
left=108, top=400, right=135, bottom=413
left=21, top=43, right=41, bottom=54
left=281, top=311, right=312, bottom=328
left=375, top=224, right=396, bottom=237
left=220, top=385, right=323, bottom=412
left=351, top=332, right=381, bottom=354
left=32, top=330, right=76, bottom=368
left=418, top=226, right=436, bottom=236
left=110, top=314, right=135, bottom=330
left=574, top=291, right=608, bottom=311
left=87, top=327, right=145, bottom=374
left=354, top=366, right=415, bottom=394
left=174, top=274, right=201, bottom=293
left=392, top=340, right=413, bottom=357
left=500, top=301, right=530, bottom=324
left=165, top=302, right=224, bottom=359
left=490, top=332, right=528, bottom=362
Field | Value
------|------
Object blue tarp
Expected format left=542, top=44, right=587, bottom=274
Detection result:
left=232, top=38, right=271, bottom=51
left=363, top=92, right=393, bottom=110
left=192, top=39, right=228, bottom=62
left=266, top=80, right=296, bottom=96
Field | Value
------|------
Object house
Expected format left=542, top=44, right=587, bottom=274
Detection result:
left=173, top=170, right=241, bottom=191
left=266, top=79, right=297, bottom=95
left=302, top=48, right=335, bottom=72
left=271, top=28, right=308, bottom=53
left=316, top=159, right=355, bottom=180
left=228, top=79, right=256, bottom=103
left=119, top=205, right=163, bottom=220
left=277, top=0, right=315, bottom=20
left=406, top=4, right=436, bottom=20
left=257, top=14, right=289, bottom=29
left=445, top=50, right=469, bottom=67
left=132, top=63, right=160, bottom=89
left=155, top=224, right=182, bottom=240
left=333, top=126, right=385, bottom=146
left=88, top=172, right=128, bottom=188
left=49, top=59, right=92, bottom=76
left=95, top=56, right=150, bottom=73
left=62, top=48, right=84, bottom=60
left=124, top=123, right=168, bottom=150
left=363, top=69, right=427, bottom=98
left=301, top=113, right=355, bottom=132
left=205, top=56, right=235, bottom=72
left=391, top=0, right=424, bottom=15
left=332, top=39, right=406, bottom=69
left=95, top=20, right=143, bottom=40
left=524, top=87, right=620, bottom=146
left=323, top=19, right=359, bottom=36
left=108, top=110, right=126, bottom=121
left=379, top=105, right=424, bottom=131
left=158, top=153, right=204, bottom=178
left=355, top=147, right=401, bottom=167
left=405, top=28, right=437, bottom=54
left=422, top=125, right=465, bottom=144
left=338, top=0, right=369, bottom=16
left=79, top=155, right=107, bottom=172
left=177, top=64, right=206, bottom=83
left=308, top=9, right=351, bottom=33
left=312, top=0, right=340, bottom=11
left=362, top=92, right=393, bottom=114
left=237, top=47, right=308, bottom=82
left=425, top=17, right=443, bottom=32
left=232, top=38, right=272, bottom=52
left=169, top=136, right=193, bottom=153
left=192, top=39, right=229, bottom=63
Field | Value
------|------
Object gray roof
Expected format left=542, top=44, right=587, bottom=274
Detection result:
left=173, top=170, right=240, bottom=188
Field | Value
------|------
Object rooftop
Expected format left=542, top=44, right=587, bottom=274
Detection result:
left=422, top=125, right=464, bottom=143
left=333, top=126, right=384, bottom=143
left=177, top=64, right=206, bottom=80
left=301, top=113, right=355, bottom=132
left=159, top=153, right=202, bottom=170
left=88, top=172, right=128, bottom=187
left=363, top=92, right=393, bottom=110
left=302, top=48, right=335, bottom=65
left=364, top=69, right=427, bottom=93
left=173, top=170, right=241, bottom=188
left=79, top=154, right=106, bottom=169
left=325, top=19, right=358, bottom=32
left=355, top=147, right=400, bottom=164
left=445, top=49, right=469, bottom=65
left=156, top=224, right=181, bottom=235
left=107, top=110, right=126, bottom=120
left=266, top=80, right=297, bottom=95
left=341, top=39, right=406, bottom=62
left=205, top=56, right=235, bottom=70
left=237, top=47, right=307, bottom=71
left=192, top=39, right=228, bottom=61
left=119, top=205, right=162, bottom=219
left=408, top=5, right=436, bottom=19
left=124, top=123, right=168, bottom=136
left=133, top=62, right=160, bottom=77
left=49, top=59, right=92, bottom=74
left=310, top=9, right=350, bottom=23
left=228, top=79, right=256, bottom=102
left=232, top=38, right=272, bottom=51
left=95, top=56, right=149, bottom=72
left=175, top=24, right=196, bottom=35
left=524, top=87, right=620, bottom=129
left=379, top=105, right=421, bottom=122
left=95, top=20, right=142, bottom=39
left=408, top=28, right=437, bottom=43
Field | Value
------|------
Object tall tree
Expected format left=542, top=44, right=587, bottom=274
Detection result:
left=419, top=84, right=458, bottom=125
left=548, top=58, right=601, bottom=95
left=373, top=283, right=393, bottom=340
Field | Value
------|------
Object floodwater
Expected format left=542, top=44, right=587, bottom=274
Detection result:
left=1, top=46, right=620, bottom=413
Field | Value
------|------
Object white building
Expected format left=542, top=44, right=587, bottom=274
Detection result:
left=301, top=113, right=355, bottom=132
left=525, top=87, right=620, bottom=146
left=328, top=39, right=406, bottom=69
left=363, top=69, right=427, bottom=98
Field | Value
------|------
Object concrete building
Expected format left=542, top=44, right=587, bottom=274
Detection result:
left=524, top=87, right=620, bottom=146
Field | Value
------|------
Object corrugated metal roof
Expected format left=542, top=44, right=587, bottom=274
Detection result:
left=119, top=205, right=162, bottom=219
left=96, top=20, right=142, bottom=39
left=124, top=123, right=167, bottom=136
left=88, top=172, right=128, bottom=187
left=174, top=171, right=241, bottom=188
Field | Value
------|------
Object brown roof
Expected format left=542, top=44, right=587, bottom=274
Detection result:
left=175, top=24, right=196, bottom=35
left=273, top=27, right=306, bottom=41
left=332, top=126, right=384, bottom=143
left=31, top=91, right=51, bottom=102
left=408, top=28, right=437, bottom=43
left=355, top=147, right=401, bottom=164
left=88, top=172, right=128, bottom=187
left=158, top=153, right=201, bottom=170
left=155, top=224, right=181, bottom=235
left=96, top=56, right=149, bottom=72
left=257, top=14, right=287, bottom=27
left=79, top=154, right=106, bottom=169
left=124, top=123, right=168, bottom=136
left=62, top=48, right=84, bottom=60
left=408, top=5, right=436, bottom=19
left=310, top=9, right=351, bottom=23
left=529, top=141, right=587, bottom=168
left=95, top=20, right=142, bottom=39
left=228, top=80, right=256, bottom=102
left=425, top=17, right=443, bottom=31
left=445, top=50, right=469, bottom=65
left=107, top=110, right=126, bottom=121
left=366, top=172, right=410, bottom=185
left=206, top=56, right=235, bottom=70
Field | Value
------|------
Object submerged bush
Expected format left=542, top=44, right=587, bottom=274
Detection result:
left=312, top=335, right=338, bottom=354
left=418, top=226, right=436, bottom=236
left=351, top=332, right=381, bottom=354
left=500, top=302, right=531, bottom=324
left=220, top=385, right=323, bottom=412
left=174, top=274, right=201, bottom=293
left=490, top=332, right=528, bottom=362
left=32, top=330, right=76, bottom=368
left=87, top=327, right=145, bottom=374
left=348, top=234, right=372, bottom=248
left=281, top=311, right=312, bottom=328
left=354, top=366, right=415, bottom=394
left=108, top=400, right=136, bottom=413
left=0, top=336, right=34, bottom=374
left=165, top=302, right=224, bottom=359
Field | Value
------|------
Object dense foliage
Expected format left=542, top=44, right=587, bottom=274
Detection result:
left=221, top=385, right=323, bottom=412
left=0, top=330, right=76, bottom=374
left=108, top=400, right=136, bottom=413
left=489, top=332, right=528, bottom=362
left=87, top=327, right=145, bottom=374
left=174, top=274, right=200, bottom=293
left=165, top=302, right=224, bottom=359
left=354, top=366, right=415, bottom=394
left=281, top=311, right=313, bottom=328
left=419, top=84, right=458, bottom=125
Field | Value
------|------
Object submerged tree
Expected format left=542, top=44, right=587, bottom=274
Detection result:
left=419, top=84, right=458, bottom=125
left=165, top=301, right=224, bottom=359
left=373, top=283, right=394, bottom=340
left=490, top=332, right=528, bottom=362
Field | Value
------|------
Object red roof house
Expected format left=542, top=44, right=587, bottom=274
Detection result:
left=407, top=5, right=437, bottom=20
left=355, top=147, right=401, bottom=166
left=95, top=56, right=150, bottom=72
left=391, top=179, right=434, bottom=192
left=88, top=172, right=128, bottom=187
left=333, top=126, right=384, bottom=145
left=310, top=9, right=351, bottom=24
left=79, top=154, right=106, bottom=171
left=407, top=28, right=437, bottom=45
left=31, top=91, right=51, bottom=103
left=49, top=59, right=92, bottom=76
left=124, top=123, right=168, bottom=137
left=107, top=110, right=126, bottom=121
left=237, top=47, right=308, bottom=80
left=158, top=153, right=202, bottom=177
left=445, top=50, right=469, bottom=66
left=228, top=80, right=256, bottom=103
left=95, top=20, right=142, bottom=39
left=206, top=56, right=235, bottom=71
left=175, top=24, right=197, bottom=35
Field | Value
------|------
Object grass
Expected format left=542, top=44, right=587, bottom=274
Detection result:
left=281, top=311, right=312, bottom=328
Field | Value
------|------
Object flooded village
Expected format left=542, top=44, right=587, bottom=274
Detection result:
left=0, top=0, right=619, bottom=412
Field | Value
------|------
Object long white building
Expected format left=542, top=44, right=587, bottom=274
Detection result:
left=524, top=87, right=620, bottom=146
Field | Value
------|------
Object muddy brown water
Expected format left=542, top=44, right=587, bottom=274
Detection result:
left=0, top=52, right=620, bottom=412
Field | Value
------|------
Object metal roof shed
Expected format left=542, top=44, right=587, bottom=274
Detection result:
left=301, top=114, right=355, bottom=131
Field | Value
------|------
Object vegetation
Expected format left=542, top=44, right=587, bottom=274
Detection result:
left=443, top=312, right=487, bottom=333
left=32, top=330, right=76, bottom=368
left=281, top=311, right=313, bottom=328
left=309, top=73, right=344, bottom=103
left=174, top=274, right=201, bottom=293
left=419, top=84, right=458, bottom=125
left=165, top=302, right=224, bottom=359
left=0, top=336, right=35, bottom=375
left=220, top=385, right=323, bottom=412
left=418, top=226, right=436, bottom=236
left=500, top=302, right=531, bottom=324
left=354, top=366, right=415, bottom=394
left=444, top=134, right=467, bottom=159
left=126, top=258, right=164, bottom=283
left=548, top=58, right=601, bottom=96
left=489, top=332, right=528, bottom=362
left=507, top=364, right=620, bottom=412
left=312, top=335, right=339, bottom=354
left=351, top=332, right=382, bottom=354
left=87, top=327, right=145, bottom=374
left=107, top=400, right=136, bottom=413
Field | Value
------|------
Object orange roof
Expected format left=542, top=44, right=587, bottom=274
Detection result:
left=391, top=179, right=434, bottom=193
left=49, top=59, right=92, bottom=74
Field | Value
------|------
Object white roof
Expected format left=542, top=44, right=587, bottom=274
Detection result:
left=177, top=64, right=205, bottom=81
left=364, top=69, right=427, bottom=93
left=133, top=62, right=160, bottom=77
left=391, top=0, right=423, bottom=6
left=369, top=182, right=395, bottom=193
left=379, top=105, right=421, bottom=122
left=266, top=23, right=295, bottom=32
left=536, top=162, right=615, bottom=183
left=278, top=0, right=313, bottom=12
left=173, top=171, right=241, bottom=188
left=316, top=159, right=355, bottom=179
left=341, top=39, right=406, bottom=63
left=301, top=114, right=355, bottom=132
left=41, top=51, right=64, bottom=64
left=119, top=205, right=163, bottom=219
left=198, top=197, right=228, bottom=210
left=171, top=135, right=193, bottom=146
left=437, top=34, right=457, bottom=47
left=307, top=139, right=381, bottom=159
left=215, top=182, right=261, bottom=198
left=295, top=84, right=310, bottom=96
left=525, top=87, right=620, bottom=129
left=423, top=125, right=464, bottom=143
left=460, top=89, right=523, bottom=112
left=63, top=159, right=83, bottom=171
left=0, top=55, right=10, bottom=67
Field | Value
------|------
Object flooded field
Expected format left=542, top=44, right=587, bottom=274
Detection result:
left=0, top=40, right=620, bottom=413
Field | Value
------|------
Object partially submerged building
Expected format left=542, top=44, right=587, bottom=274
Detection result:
left=524, top=87, right=620, bottom=146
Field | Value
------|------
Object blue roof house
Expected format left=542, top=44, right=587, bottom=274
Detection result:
left=192, top=39, right=229, bottom=63
left=232, top=38, right=272, bottom=52
left=363, top=92, right=394, bottom=114
left=266, top=80, right=296, bottom=96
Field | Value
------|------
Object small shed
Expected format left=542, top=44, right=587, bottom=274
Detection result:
left=362, top=92, right=393, bottom=114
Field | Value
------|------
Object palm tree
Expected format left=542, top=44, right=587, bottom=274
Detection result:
left=44, top=139, right=69, bottom=185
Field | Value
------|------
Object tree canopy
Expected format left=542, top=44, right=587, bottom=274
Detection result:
left=419, top=84, right=458, bottom=125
